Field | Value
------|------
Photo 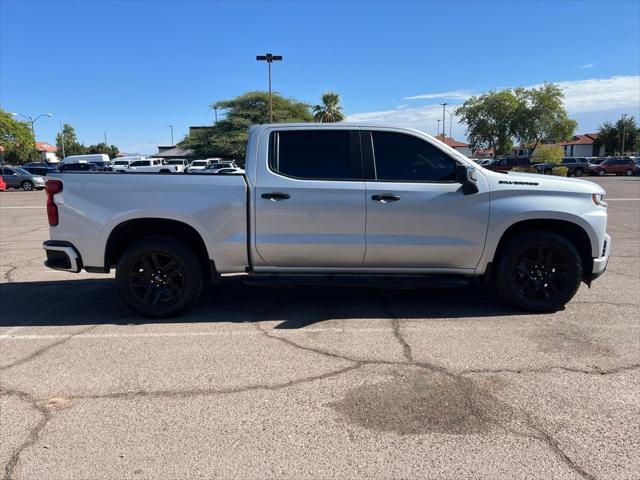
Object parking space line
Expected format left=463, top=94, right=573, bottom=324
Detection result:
left=0, top=325, right=412, bottom=341
left=0, top=206, right=43, bottom=209
left=607, top=198, right=640, bottom=201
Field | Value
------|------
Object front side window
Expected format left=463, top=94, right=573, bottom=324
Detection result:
left=371, top=132, right=456, bottom=182
left=270, top=130, right=361, bottom=180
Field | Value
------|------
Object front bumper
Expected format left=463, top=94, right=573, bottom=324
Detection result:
left=591, top=233, right=611, bottom=281
left=43, top=240, right=82, bottom=273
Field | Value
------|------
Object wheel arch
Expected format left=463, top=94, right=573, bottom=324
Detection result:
left=104, top=218, right=215, bottom=279
left=488, top=218, right=594, bottom=281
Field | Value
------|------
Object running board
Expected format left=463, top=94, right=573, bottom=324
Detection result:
left=241, top=274, right=472, bottom=289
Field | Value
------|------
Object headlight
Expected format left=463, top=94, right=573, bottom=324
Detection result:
left=592, top=193, right=607, bottom=207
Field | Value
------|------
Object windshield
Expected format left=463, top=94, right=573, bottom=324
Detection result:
left=14, top=168, right=30, bottom=175
left=191, top=161, right=207, bottom=166
left=113, top=160, right=129, bottom=165
left=167, top=160, right=184, bottom=165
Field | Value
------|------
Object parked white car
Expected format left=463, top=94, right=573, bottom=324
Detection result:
left=186, top=159, right=211, bottom=172
left=164, top=159, right=190, bottom=173
left=110, top=158, right=136, bottom=172
left=125, top=158, right=178, bottom=173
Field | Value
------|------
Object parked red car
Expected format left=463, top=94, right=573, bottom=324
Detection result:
left=0, top=176, right=6, bottom=191
left=588, top=157, right=637, bottom=176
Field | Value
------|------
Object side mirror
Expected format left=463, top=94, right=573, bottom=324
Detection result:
left=456, top=164, right=478, bottom=195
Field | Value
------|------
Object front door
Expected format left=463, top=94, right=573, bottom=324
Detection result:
left=253, top=129, right=366, bottom=268
left=362, top=131, right=489, bottom=270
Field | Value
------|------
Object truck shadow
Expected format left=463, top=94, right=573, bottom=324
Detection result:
left=0, top=276, right=535, bottom=329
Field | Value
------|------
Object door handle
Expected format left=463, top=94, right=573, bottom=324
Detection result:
left=261, top=192, right=290, bottom=201
left=371, top=194, right=400, bottom=202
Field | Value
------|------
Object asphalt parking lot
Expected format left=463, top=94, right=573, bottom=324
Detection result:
left=0, top=177, right=638, bottom=480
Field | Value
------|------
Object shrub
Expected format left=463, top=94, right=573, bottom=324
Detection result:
left=531, top=144, right=563, bottom=165
left=552, top=166, right=568, bottom=177
left=512, top=166, right=537, bottom=173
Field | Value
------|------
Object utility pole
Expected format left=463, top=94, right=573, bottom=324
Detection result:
left=59, top=120, right=66, bottom=158
left=104, top=131, right=108, bottom=146
left=256, top=53, right=283, bottom=123
left=167, top=125, right=174, bottom=145
left=621, top=113, right=628, bottom=155
left=214, top=107, right=218, bottom=124
left=10, top=112, right=53, bottom=161
left=439, top=103, right=448, bottom=140
left=437, top=119, right=441, bottom=137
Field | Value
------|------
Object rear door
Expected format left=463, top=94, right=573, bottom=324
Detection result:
left=253, top=129, right=366, bottom=268
left=362, top=130, right=489, bottom=269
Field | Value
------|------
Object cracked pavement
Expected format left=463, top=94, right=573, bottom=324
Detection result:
left=1, top=177, right=639, bottom=479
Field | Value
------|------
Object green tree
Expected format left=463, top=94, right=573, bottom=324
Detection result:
left=598, top=116, right=638, bottom=155
left=530, top=144, right=563, bottom=164
left=181, top=91, right=313, bottom=162
left=0, top=108, right=34, bottom=164
left=313, top=92, right=346, bottom=122
left=455, top=90, right=519, bottom=159
left=56, top=123, right=86, bottom=158
left=513, top=83, right=577, bottom=149
left=86, top=142, right=119, bottom=159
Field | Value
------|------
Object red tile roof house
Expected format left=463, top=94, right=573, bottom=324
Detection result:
left=560, top=134, right=604, bottom=157
left=434, top=134, right=473, bottom=157
left=35, top=141, right=59, bottom=162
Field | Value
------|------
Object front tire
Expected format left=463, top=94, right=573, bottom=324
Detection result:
left=625, top=169, right=633, bottom=176
left=21, top=181, right=34, bottom=191
left=574, top=168, right=583, bottom=177
left=598, top=169, right=606, bottom=176
left=496, top=231, right=582, bottom=312
left=115, top=236, right=204, bottom=318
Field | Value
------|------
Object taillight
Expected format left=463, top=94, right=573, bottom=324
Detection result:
left=45, top=180, right=63, bottom=226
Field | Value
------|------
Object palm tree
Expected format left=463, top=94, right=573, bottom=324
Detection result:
left=313, top=92, right=345, bottom=123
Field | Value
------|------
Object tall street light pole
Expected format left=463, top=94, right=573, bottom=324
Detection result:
left=439, top=103, right=448, bottom=140
left=621, top=113, right=628, bottom=155
left=167, top=125, right=174, bottom=145
left=437, top=119, right=441, bottom=136
left=11, top=112, right=53, bottom=161
left=214, top=107, right=218, bottom=124
left=59, top=120, right=66, bottom=159
left=256, top=53, right=283, bottom=123
left=445, top=109, right=454, bottom=140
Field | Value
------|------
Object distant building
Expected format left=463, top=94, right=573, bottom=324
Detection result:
left=472, top=147, right=494, bottom=159
left=560, top=134, right=604, bottom=157
left=36, top=141, right=59, bottom=162
left=151, top=126, right=215, bottom=160
left=150, top=145, right=195, bottom=160
left=434, top=134, right=473, bottom=157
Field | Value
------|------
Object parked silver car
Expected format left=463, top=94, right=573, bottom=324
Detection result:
left=0, top=166, right=46, bottom=191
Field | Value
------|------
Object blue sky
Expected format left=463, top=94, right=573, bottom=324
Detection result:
left=1, top=0, right=639, bottom=154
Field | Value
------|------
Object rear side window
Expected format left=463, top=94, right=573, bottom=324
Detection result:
left=270, top=130, right=361, bottom=180
left=371, top=132, right=456, bottom=182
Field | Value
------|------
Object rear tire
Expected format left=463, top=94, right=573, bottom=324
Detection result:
left=598, top=169, right=606, bottom=176
left=21, top=181, right=34, bottom=191
left=574, top=168, right=583, bottom=177
left=625, top=169, right=633, bottom=176
left=496, top=231, right=582, bottom=312
left=115, top=236, right=204, bottom=318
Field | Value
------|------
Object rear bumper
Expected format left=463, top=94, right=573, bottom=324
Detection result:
left=590, top=233, right=611, bottom=281
left=43, top=240, right=82, bottom=273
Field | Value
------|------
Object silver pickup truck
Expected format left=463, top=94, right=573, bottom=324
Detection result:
left=43, top=123, right=610, bottom=317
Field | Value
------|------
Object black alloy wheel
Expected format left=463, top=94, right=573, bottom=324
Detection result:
left=116, top=236, right=204, bottom=318
left=128, top=252, right=186, bottom=307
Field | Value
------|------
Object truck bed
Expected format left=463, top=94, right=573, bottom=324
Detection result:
left=49, top=172, right=249, bottom=273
